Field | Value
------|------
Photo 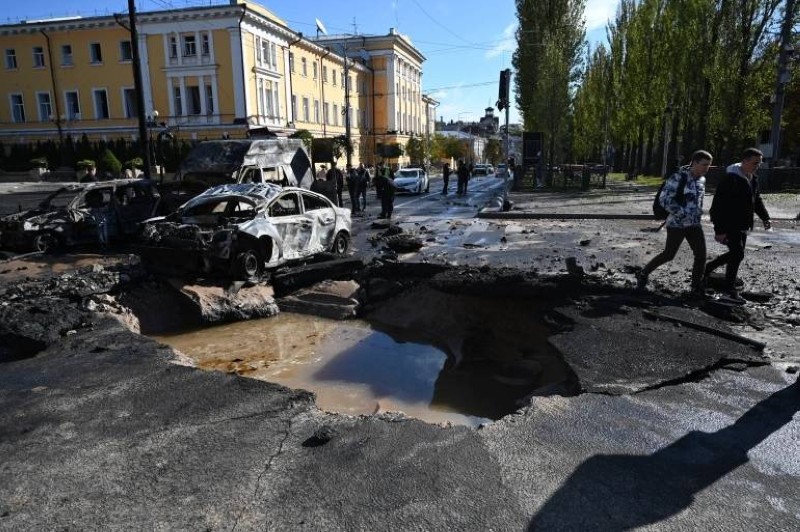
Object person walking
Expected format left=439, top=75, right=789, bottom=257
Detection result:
left=376, top=163, right=396, bottom=219
left=456, top=160, right=470, bottom=195
left=441, top=163, right=451, bottom=195
left=345, top=164, right=359, bottom=213
left=704, top=147, right=772, bottom=303
left=357, top=163, right=369, bottom=211
left=636, top=150, right=713, bottom=297
left=327, top=162, right=345, bottom=207
left=374, top=161, right=386, bottom=202
left=311, top=168, right=338, bottom=205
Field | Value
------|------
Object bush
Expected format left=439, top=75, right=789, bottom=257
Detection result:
left=76, top=159, right=96, bottom=170
left=30, top=157, right=48, bottom=168
left=124, top=157, right=144, bottom=169
left=97, top=148, right=122, bottom=176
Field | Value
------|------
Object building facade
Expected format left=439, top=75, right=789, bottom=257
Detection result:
left=0, top=1, right=436, bottom=167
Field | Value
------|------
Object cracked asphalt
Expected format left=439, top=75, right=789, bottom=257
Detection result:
left=1, top=178, right=799, bottom=531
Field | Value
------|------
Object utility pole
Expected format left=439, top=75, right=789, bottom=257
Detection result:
left=768, top=0, right=797, bottom=166
left=129, top=0, right=152, bottom=179
left=497, top=68, right=510, bottom=206
left=343, top=42, right=352, bottom=168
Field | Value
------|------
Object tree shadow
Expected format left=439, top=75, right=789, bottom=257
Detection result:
left=529, top=378, right=799, bottom=531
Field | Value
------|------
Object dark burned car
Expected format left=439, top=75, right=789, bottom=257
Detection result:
left=139, top=183, right=351, bottom=280
left=0, top=179, right=160, bottom=252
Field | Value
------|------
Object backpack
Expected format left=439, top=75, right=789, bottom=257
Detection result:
left=652, top=171, right=688, bottom=220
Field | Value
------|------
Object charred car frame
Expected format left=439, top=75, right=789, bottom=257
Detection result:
left=138, top=183, right=351, bottom=280
left=0, top=179, right=161, bottom=252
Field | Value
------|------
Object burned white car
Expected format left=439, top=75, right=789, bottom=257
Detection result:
left=0, top=179, right=161, bottom=252
left=139, top=183, right=351, bottom=280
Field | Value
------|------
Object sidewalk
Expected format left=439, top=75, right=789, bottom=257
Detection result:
left=479, top=181, right=800, bottom=220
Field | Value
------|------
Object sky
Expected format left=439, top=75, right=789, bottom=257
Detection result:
left=3, top=0, right=620, bottom=126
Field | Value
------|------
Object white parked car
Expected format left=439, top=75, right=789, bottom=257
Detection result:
left=393, top=168, right=429, bottom=194
left=139, top=183, right=351, bottom=280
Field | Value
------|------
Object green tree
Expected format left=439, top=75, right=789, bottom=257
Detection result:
left=289, top=129, right=314, bottom=149
left=405, top=135, right=426, bottom=166
left=97, top=147, right=122, bottom=176
left=484, top=138, right=503, bottom=165
left=513, top=0, right=586, bottom=165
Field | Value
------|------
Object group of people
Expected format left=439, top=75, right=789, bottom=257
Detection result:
left=310, top=160, right=398, bottom=219
left=637, top=147, right=772, bottom=304
left=440, top=161, right=473, bottom=195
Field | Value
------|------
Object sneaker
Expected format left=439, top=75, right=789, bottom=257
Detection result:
left=723, top=289, right=746, bottom=305
left=635, top=271, right=648, bottom=290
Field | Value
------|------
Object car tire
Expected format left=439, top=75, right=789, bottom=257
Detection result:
left=233, top=244, right=263, bottom=282
left=32, top=232, right=58, bottom=253
left=331, top=231, right=350, bottom=256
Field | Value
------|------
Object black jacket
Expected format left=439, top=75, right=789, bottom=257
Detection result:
left=709, top=164, right=770, bottom=233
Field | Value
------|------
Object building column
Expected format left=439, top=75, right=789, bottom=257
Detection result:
left=229, top=27, right=247, bottom=121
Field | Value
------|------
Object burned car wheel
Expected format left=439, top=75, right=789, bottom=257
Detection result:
left=233, top=245, right=263, bottom=281
left=331, top=231, right=350, bottom=256
left=32, top=232, right=58, bottom=253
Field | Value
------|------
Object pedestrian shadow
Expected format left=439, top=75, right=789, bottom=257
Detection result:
left=528, top=378, right=799, bottom=531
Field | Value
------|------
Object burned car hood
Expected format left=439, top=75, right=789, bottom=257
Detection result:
left=1, top=206, right=69, bottom=226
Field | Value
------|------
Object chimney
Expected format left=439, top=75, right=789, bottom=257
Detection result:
left=389, top=28, right=397, bottom=35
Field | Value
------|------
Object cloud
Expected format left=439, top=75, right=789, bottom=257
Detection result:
left=428, top=90, right=448, bottom=100
left=584, top=0, right=618, bottom=31
left=485, top=22, right=517, bottom=59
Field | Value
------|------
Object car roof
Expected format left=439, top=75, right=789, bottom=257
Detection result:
left=199, top=183, right=283, bottom=199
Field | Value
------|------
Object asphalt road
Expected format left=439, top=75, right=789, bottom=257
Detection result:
left=1, top=177, right=798, bottom=531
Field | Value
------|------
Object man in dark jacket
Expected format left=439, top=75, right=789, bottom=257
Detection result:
left=376, top=163, right=396, bottom=219
left=456, top=161, right=470, bottom=195
left=705, top=148, right=771, bottom=302
left=441, top=163, right=451, bottom=195
left=326, top=162, right=345, bottom=207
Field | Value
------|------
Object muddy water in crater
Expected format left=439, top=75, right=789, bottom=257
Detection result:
left=152, top=313, right=496, bottom=426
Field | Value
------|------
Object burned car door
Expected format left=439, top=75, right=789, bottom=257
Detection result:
left=266, top=192, right=308, bottom=260
left=300, top=191, right=336, bottom=252
left=71, top=186, right=116, bottom=244
left=113, top=182, right=160, bottom=234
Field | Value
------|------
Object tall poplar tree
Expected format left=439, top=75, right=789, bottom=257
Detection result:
left=513, top=0, right=586, bottom=164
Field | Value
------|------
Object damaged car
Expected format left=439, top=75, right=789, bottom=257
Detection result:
left=138, top=183, right=351, bottom=280
left=0, top=179, right=161, bottom=252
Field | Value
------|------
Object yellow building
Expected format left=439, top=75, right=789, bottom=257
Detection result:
left=0, top=1, right=437, bottom=168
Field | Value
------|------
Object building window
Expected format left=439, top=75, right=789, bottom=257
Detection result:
left=169, top=37, right=178, bottom=58
left=205, top=84, right=214, bottom=115
left=119, top=41, right=132, bottom=62
left=324, top=102, right=329, bottom=125
left=61, top=44, right=73, bottom=66
left=322, top=65, right=327, bottom=83
left=93, top=89, right=109, bottom=119
left=314, top=100, right=319, bottom=123
left=270, top=43, right=277, bottom=68
left=302, top=97, right=309, bottom=122
left=291, top=95, right=297, bottom=119
left=11, top=93, right=25, bottom=123
left=33, top=46, right=45, bottom=68
left=5, top=48, right=17, bottom=70
left=301, top=57, right=307, bottom=76
left=183, top=35, right=196, bottom=57
left=173, top=86, right=183, bottom=116
left=333, top=104, right=338, bottom=126
left=312, top=61, right=317, bottom=80
left=289, top=52, right=294, bottom=72
left=260, top=40, right=268, bottom=67
left=201, top=34, right=210, bottom=56
left=90, top=43, right=103, bottom=64
left=332, top=70, right=337, bottom=86
left=187, top=86, right=201, bottom=115
left=123, top=88, right=137, bottom=118
left=37, top=93, right=52, bottom=121
left=348, top=75, right=353, bottom=92
left=65, top=91, right=80, bottom=120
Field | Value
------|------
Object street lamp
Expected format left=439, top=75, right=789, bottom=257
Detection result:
left=146, top=110, right=159, bottom=178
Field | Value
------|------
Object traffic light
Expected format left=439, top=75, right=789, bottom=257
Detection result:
left=497, top=69, right=510, bottom=110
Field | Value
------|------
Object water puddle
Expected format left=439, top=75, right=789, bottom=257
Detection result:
left=152, top=305, right=574, bottom=426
